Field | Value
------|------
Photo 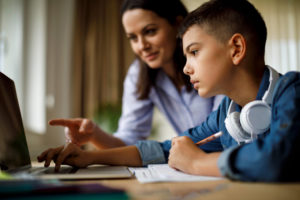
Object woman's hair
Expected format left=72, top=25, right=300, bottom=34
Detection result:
left=121, top=0, right=192, bottom=99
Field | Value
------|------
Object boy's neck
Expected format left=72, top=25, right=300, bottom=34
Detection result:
left=228, top=62, right=265, bottom=107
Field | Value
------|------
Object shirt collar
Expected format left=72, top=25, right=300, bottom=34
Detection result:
left=155, top=69, right=183, bottom=101
left=256, top=67, right=270, bottom=101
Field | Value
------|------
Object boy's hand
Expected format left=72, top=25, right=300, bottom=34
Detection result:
left=37, top=143, right=91, bottom=172
left=168, top=136, right=206, bottom=175
left=49, top=118, right=97, bottom=146
left=169, top=136, right=222, bottom=177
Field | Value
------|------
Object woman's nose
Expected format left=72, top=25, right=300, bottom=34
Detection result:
left=137, top=37, right=150, bottom=51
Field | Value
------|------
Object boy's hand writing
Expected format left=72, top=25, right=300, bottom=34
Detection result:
left=168, top=136, right=205, bottom=174
left=169, top=136, right=222, bottom=177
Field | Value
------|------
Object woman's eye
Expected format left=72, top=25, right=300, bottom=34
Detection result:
left=145, top=28, right=157, bottom=35
left=128, top=35, right=137, bottom=42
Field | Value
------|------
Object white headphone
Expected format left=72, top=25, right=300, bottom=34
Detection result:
left=224, top=66, right=279, bottom=144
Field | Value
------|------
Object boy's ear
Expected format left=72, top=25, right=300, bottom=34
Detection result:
left=229, top=33, right=246, bottom=65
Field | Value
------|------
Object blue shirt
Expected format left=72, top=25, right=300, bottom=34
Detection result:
left=114, top=60, right=224, bottom=145
left=136, top=67, right=300, bottom=182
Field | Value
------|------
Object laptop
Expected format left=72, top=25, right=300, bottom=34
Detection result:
left=0, top=72, right=132, bottom=180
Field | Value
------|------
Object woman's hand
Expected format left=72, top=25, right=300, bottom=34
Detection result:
left=49, top=118, right=126, bottom=149
left=37, top=143, right=91, bottom=172
left=168, top=136, right=222, bottom=177
left=49, top=118, right=99, bottom=146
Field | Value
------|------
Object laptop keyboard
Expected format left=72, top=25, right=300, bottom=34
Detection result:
left=28, top=166, right=77, bottom=175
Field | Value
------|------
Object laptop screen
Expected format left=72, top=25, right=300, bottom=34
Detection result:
left=0, top=72, right=31, bottom=171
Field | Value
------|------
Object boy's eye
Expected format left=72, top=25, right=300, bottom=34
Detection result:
left=191, top=50, right=199, bottom=55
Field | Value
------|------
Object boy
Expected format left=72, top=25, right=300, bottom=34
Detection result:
left=38, top=0, right=300, bottom=181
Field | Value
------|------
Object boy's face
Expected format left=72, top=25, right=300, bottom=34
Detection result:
left=182, top=24, right=233, bottom=98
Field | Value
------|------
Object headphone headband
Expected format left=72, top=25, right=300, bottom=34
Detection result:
left=262, top=66, right=280, bottom=104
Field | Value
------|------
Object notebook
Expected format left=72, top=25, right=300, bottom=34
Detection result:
left=0, top=72, right=132, bottom=180
left=130, top=164, right=223, bottom=183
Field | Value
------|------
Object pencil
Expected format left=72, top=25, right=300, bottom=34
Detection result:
left=195, top=131, right=223, bottom=146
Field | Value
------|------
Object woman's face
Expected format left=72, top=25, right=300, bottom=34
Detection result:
left=122, top=9, right=178, bottom=69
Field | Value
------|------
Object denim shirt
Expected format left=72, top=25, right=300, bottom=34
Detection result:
left=114, top=60, right=224, bottom=145
left=136, top=67, right=300, bottom=182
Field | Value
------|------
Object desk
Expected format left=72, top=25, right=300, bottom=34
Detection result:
left=31, top=162, right=300, bottom=200
left=67, top=178, right=300, bottom=200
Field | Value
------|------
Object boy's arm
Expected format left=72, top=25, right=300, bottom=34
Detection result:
left=39, top=100, right=228, bottom=171
left=135, top=102, right=226, bottom=168
left=38, top=143, right=143, bottom=171
left=43, top=100, right=226, bottom=172
left=39, top=99, right=226, bottom=172
left=89, top=145, right=142, bottom=166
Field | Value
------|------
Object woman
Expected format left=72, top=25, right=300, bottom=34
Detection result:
left=50, top=0, right=223, bottom=149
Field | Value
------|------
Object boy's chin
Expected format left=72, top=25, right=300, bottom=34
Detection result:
left=197, top=89, right=214, bottom=98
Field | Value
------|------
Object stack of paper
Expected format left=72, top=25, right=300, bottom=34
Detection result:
left=130, top=164, right=222, bottom=183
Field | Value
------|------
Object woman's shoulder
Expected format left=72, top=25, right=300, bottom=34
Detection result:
left=127, top=59, right=140, bottom=76
left=123, top=59, right=141, bottom=85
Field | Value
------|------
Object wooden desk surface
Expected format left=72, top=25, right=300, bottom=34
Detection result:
left=32, top=163, right=300, bottom=200
left=67, top=178, right=300, bottom=200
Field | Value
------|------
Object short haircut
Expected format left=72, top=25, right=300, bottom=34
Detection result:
left=179, top=0, right=267, bottom=57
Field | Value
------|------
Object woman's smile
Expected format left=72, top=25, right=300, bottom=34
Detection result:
left=144, top=52, right=159, bottom=61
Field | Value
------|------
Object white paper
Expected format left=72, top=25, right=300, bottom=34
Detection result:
left=132, top=164, right=223, bottom=183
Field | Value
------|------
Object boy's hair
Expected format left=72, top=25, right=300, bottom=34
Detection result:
left=178, top=0, right=267, bottom=58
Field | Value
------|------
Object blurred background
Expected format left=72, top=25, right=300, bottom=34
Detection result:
left=0, top=0, right=299, bottom=159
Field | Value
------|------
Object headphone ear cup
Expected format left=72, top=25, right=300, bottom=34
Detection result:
left=225, top=112, right=251, bottom=143
left=240, top=100, right=271, bottom=135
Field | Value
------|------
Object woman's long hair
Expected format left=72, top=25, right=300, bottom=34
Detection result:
left=121, top=0, right=192, bottom=99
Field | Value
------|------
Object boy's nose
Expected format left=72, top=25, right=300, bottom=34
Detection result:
left=183, top=63, right=193, bottom=75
